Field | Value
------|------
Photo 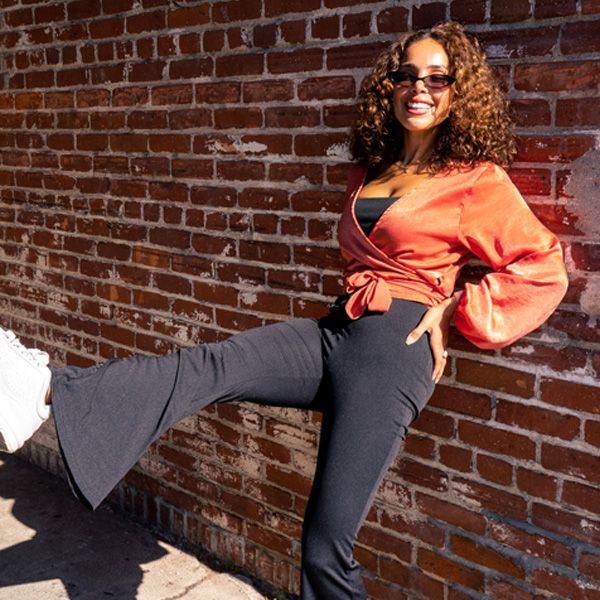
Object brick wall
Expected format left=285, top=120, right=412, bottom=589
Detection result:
left=1, top=1, right=599, bottom=598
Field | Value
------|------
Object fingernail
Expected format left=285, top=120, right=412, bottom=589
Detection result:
left=405, top=335, right=415, bottom=345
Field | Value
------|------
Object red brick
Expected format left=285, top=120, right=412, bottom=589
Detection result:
left=67, top=0, right=100, bottom=20
left=581, top=552, right=600, bottom=581
left=516, top=467, right=557, bottom=501
left=243, top=80, right=292, bottom=103
left=193, top=281, right=238, bottom=307
left=541, top=378, right=600, bottom=415
left=528, top=204, right=583, bottom=236
left=148, top=134, right=190, bottom=153
left=128, top=61, right=166, bottom=83
left=508, top=168, right=552, bottom=196
left=496, top=398, right=580, bottom=441
left=5, top=8, right=33, bottom=27
left=439, top=443, right=473, bottom=473
left=491, top=0, right=531, bottom=21
left=214, top=107, right=262, bottom=129
left=146, top=85, right=191, bottom=107
left=311, top=15, right=339, bottom=39
left=542, top=442, right=600, bottom=485
left=562, top=480, right=600, bottom=516
left=89, top=16, right=124, bottom=39
left=535, top=0, right=577, bottom=17
left=416, top=493, right=486, bottom=534
left=583, top=0, right=600, bottom=12
left=363, top=577, right=409, bottom=600
left=557, top=98, right=600, bottom=127
left=169, top=57, right=213, bottom=80
left=327, top=42, right=388, bottom=70
left=450, top=0, right=485, bottom=22
left=168, top=108, right=211, bottom=129
left=379, top=557, right=444, bottom=598
left=476, top=454, right=512, bottom=486
left=216, top=160, right=264, bottom=182
left=456, top=359, right=535, bottom=398
left=213, top=0, right=261, bottom=22
left=358, top=525, right=411, bottom=562
left=417, top=547, right=485, bottom=591
left=533, top=567, right=600, bottom=599
left=514, top=60, right=600, bottom=92
left=215, top=54, right=263, bottom=77
left=561, top=20, right=600, bottom=54
left=452, top=534, right=525, bottom=578
left=253, top=23, right=277, bottom=47
left=280, top=19, right=306, bottom=44
left=458, top=421, right=536, bottom=460
left=510, top=99, right=552, bottom=127
left=515, top=135, right=595, bottom=163
left=195, top=82, right=240, bottom=104
left=269, top=162, right=323, bottom=185
left=167, top=5, right=209, bottom=27
left=264, top=106, right=320, bottom=129
left=380, top=506, right=445, bottom=548
left=298, top=76, right=355, bottom=101
left=267, top=48, right=323, bottom=74
left=451, top=477, right=528, bottom=520
left=547, top=309, right=598, bottom=343
left=377, top=6, right=409, bottom=32
left=342, top=11, right=370, bottom=38
left=294, top=133, right=349, bottom=157
left=390, top=457, right=448, bottom=492
left=585, top=420, right=600, bottom=448
left=429, top=384, right=492, bottom=419
left=265, top=0, right=319, bottom=16
left=490, top=521, right=573, bottom=566
left=478, top=27, right=559, bottom=59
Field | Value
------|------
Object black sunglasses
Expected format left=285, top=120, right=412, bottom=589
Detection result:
left=387, top=71, right=456, bottom=89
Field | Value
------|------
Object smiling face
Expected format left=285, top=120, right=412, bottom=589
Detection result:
left=392, top=37, right=454, bottom=136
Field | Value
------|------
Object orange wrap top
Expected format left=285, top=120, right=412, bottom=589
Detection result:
left=338, top=161, right=569, bottom=349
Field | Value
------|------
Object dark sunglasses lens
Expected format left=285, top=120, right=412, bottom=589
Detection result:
left=388, top=71, right=411, bottom=85
left=426, top=75, right=453, bottom=88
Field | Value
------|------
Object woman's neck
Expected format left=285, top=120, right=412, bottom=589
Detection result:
left=399, top=128, right=439, bottom=167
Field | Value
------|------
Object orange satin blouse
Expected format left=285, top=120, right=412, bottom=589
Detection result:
left=338, top=161, right=569, bottom=349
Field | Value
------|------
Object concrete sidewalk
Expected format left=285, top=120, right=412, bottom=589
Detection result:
left=0, top=453, right=270, bottom=599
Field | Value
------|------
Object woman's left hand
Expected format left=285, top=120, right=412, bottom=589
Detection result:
left=405, top=295, right=460, bottom=383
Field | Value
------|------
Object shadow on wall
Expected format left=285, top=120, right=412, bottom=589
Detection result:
left=0, top=453, right=167, bottom=599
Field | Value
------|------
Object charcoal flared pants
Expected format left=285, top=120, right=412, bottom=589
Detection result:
left=50, top=298, right=435, bottom=600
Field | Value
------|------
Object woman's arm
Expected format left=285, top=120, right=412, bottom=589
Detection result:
left=453, top=164, right=568, bottom=349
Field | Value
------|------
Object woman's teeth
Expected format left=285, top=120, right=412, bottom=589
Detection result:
left=406, top=102, right=433, bottom=114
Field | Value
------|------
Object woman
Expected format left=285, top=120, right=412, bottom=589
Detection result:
left=0, top=22, right=568, bottom=600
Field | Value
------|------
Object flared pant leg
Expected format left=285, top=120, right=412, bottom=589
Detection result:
left=51, top=317, right=325, bottom=511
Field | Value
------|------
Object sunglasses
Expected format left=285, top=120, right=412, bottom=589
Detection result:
left=387, top=71, right=456, bottom=90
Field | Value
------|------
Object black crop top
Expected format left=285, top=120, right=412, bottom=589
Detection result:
left=354, top=197, right=400, bottom=237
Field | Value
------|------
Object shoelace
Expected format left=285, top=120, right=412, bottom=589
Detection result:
left=2, top=329, right=49, bottom=368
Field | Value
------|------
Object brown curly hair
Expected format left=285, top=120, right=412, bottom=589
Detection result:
left=349, top=22, right=516, bottom=175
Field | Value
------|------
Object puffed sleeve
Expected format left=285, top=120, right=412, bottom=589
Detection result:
left=452, top=163, right=569, bottom=349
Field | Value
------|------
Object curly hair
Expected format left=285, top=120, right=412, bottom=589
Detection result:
left=349, top=22, right=516, bottom=175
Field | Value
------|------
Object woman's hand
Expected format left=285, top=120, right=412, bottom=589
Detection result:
left=405, top=294, right=461, bottom=383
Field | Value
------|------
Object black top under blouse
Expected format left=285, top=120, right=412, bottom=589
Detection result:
left=354, top=197, right=400, bottom=237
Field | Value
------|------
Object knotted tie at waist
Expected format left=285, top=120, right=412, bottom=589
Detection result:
left=344, top=271, right=392, bottom=320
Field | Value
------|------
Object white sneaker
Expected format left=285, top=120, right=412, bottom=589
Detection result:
left=0, top=328, right=51, bottom=453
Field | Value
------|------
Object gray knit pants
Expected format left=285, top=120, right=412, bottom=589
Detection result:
left=51, top=298, right=435, bottom=600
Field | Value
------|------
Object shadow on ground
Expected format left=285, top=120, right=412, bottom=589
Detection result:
left=0, top=452, right=169, bottom=599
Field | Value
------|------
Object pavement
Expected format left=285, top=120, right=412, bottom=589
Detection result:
left=0, top=453, right=271, bottom=600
